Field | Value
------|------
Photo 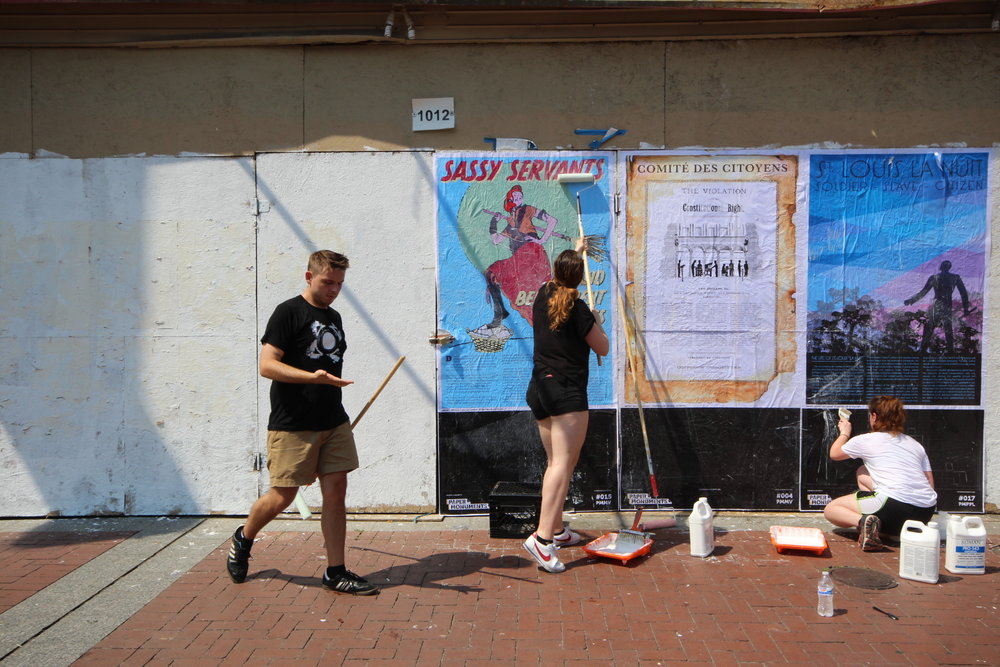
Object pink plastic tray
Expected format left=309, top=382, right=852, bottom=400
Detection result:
left=583, top=532, right=653, bottom=563
left=769, top=525, right=828, bottom=555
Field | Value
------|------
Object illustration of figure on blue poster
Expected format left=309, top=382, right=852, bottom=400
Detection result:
left=436, top=153, right=613, bottom=411
left=806, top=151, right=988, bottom=406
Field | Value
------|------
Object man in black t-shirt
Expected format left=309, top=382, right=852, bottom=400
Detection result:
left=226, top=250, right=378, bottom=596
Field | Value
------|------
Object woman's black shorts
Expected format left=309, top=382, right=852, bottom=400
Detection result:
left=525, top=372, right=588, bottom=420
left=855, top=490, right=936, bottom=537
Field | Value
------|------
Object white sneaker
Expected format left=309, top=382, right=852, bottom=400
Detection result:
left=523, top=533, right=566, bottom=573
left=553, top=528, right=582, bottom=548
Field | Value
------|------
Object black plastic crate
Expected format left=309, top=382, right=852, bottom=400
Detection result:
left=489, top=481, right=541, bottom=538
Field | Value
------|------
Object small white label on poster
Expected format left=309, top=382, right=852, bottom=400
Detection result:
left=412, top=97, right=455, bottom=131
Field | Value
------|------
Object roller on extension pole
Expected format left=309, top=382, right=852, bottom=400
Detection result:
left=557, top=172, right=603, bottom=365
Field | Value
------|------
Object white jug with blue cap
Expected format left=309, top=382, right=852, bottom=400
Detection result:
left=946, top=515, right=986, bottom=575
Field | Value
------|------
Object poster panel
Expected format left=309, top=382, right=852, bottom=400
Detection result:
left=621, top=153, right=798, bottom=405
left=619, top=407, right=800, bottom=510
left=801, top=407, right=983, bottom=512
left=806, top=151, right=989, bottom=406
left=438, top=410, right=617, bottom=514
left=436, top=152, right=614, bottom=411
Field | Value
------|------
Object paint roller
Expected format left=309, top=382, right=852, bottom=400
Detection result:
left=557, top=172, right=603, bottom=365
left=293, top=356, right=407, bottom=519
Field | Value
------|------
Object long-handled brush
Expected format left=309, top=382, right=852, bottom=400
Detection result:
left=615, top=508, right=653, bottom=550
left=293, top=355, right=407, bottom=518
left=618, top=289, right=656, bottom=497
left=616, top=287, right=677, bottom=532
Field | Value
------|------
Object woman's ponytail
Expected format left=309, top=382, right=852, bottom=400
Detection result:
left=547, top=249, right=585, bottom=331
left=548, top=283, right=579, bottom=331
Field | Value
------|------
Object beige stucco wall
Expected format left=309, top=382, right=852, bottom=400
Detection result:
left=1, top=35, right=996, bottom=158
left=0, top=34, right=997, bottom=515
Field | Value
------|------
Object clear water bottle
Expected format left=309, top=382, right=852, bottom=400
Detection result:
left=817, top=570, right=834, bottom=617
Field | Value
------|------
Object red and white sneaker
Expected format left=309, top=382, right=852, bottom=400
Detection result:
left=523, top=533, right=566, bottom=573
left=553, top=528, right=582, bottom=548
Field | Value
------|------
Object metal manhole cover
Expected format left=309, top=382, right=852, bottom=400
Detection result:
left=829, top=566, right=898, bottom=590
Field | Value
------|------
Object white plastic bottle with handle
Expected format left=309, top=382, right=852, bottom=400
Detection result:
left=689, top=497, right=715, bottom=557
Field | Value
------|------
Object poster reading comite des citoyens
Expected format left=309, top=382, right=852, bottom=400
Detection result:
left=436, top=152, right=614, bottom=411
left=623, top=154, right=798, bottom=405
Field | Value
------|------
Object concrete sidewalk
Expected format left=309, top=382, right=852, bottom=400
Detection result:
left=1, top=513, right=998, bottom=666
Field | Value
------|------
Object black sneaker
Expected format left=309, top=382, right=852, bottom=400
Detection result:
left=858, top=514, right=884, bottom=552
left=322, top=569, right=380, bottom=596
left=226, top=526, right=253, bottom=583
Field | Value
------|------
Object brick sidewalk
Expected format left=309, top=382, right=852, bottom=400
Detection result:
left=0, top=531, right=134, bottom=614
left=74, top=527, right=999, bottom=665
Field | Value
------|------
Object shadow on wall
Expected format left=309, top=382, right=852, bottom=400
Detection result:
left=247, top=157, right=435, bottom=407
left=0, top=157, right=253, bottom=516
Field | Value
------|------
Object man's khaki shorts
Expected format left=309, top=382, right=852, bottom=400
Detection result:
left=266, top=421, right=359, bottom=487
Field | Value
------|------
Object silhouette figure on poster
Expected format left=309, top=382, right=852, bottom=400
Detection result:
left=903, top=260, right=972, bottom=353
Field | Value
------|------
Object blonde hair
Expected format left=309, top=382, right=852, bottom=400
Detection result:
left=548, top=250, right=584, bottom=331
left=308, top=250, right=349, bottom=274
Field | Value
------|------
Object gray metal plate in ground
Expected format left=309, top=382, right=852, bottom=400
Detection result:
left=829, top=566, right=898, bottom=589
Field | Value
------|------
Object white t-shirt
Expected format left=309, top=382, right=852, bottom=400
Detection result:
left=842, top=431, right=937, bottom=508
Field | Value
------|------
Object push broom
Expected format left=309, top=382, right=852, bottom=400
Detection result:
left=293, top=355, right=407, bottom=519
left=608, top=289, right=659, bottom=550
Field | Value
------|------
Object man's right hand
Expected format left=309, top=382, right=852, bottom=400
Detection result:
left=313, top=370, right=353, bottom=387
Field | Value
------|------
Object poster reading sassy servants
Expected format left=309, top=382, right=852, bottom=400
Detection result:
left=435, top=152, right=614, bottom=411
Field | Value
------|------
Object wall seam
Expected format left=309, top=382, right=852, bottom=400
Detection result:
left=252, top=153, right=262, bottom=496
left=663, top=42, right=669, bottom=148
left=28, top=48, right=34, bottom=155
left=300, top=47, right=306, bottom=150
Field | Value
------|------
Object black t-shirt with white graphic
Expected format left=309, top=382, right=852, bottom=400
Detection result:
left=531, top=282, right=596, bottom=388
left=261, top=295, right=349, bottom=431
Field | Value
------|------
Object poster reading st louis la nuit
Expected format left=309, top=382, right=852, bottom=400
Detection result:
left=807, top=151, right=988, bottom=406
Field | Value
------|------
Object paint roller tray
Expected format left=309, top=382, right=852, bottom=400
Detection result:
left=769, top=526, right=828, bottom=555
left=583, top=532, right=653, bottom=563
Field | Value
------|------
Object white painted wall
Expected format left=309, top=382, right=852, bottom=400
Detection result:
left=0, top=152, right=439, bottom=516
left=255, top=151, right=438, bottom=512
left=0, top=156, right=261, bottom=515
left=0, top=150, right=996, bottom=515
left=985, top=154, right=1000, bottom=509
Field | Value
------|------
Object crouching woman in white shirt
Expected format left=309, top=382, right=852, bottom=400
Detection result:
left=823, top=395, right=937, bottom=551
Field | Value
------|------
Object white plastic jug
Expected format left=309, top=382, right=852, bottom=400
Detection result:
left=689, top=497, right=715, bottom=557
left=945, top=515, right=987, bottom=575
left=899, top=520, right=939, bottom=584
left=934, top=512, right=950, bottom=542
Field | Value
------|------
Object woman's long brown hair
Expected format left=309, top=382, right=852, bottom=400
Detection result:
left=548, top=250, right=584, bottom=331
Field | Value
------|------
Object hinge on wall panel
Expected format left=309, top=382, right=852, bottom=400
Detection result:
left=252, top=453, right=265, bottom=471
left=614, top=192, right=621, bottom=216
left=252, top=198, right=271, bottom=217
